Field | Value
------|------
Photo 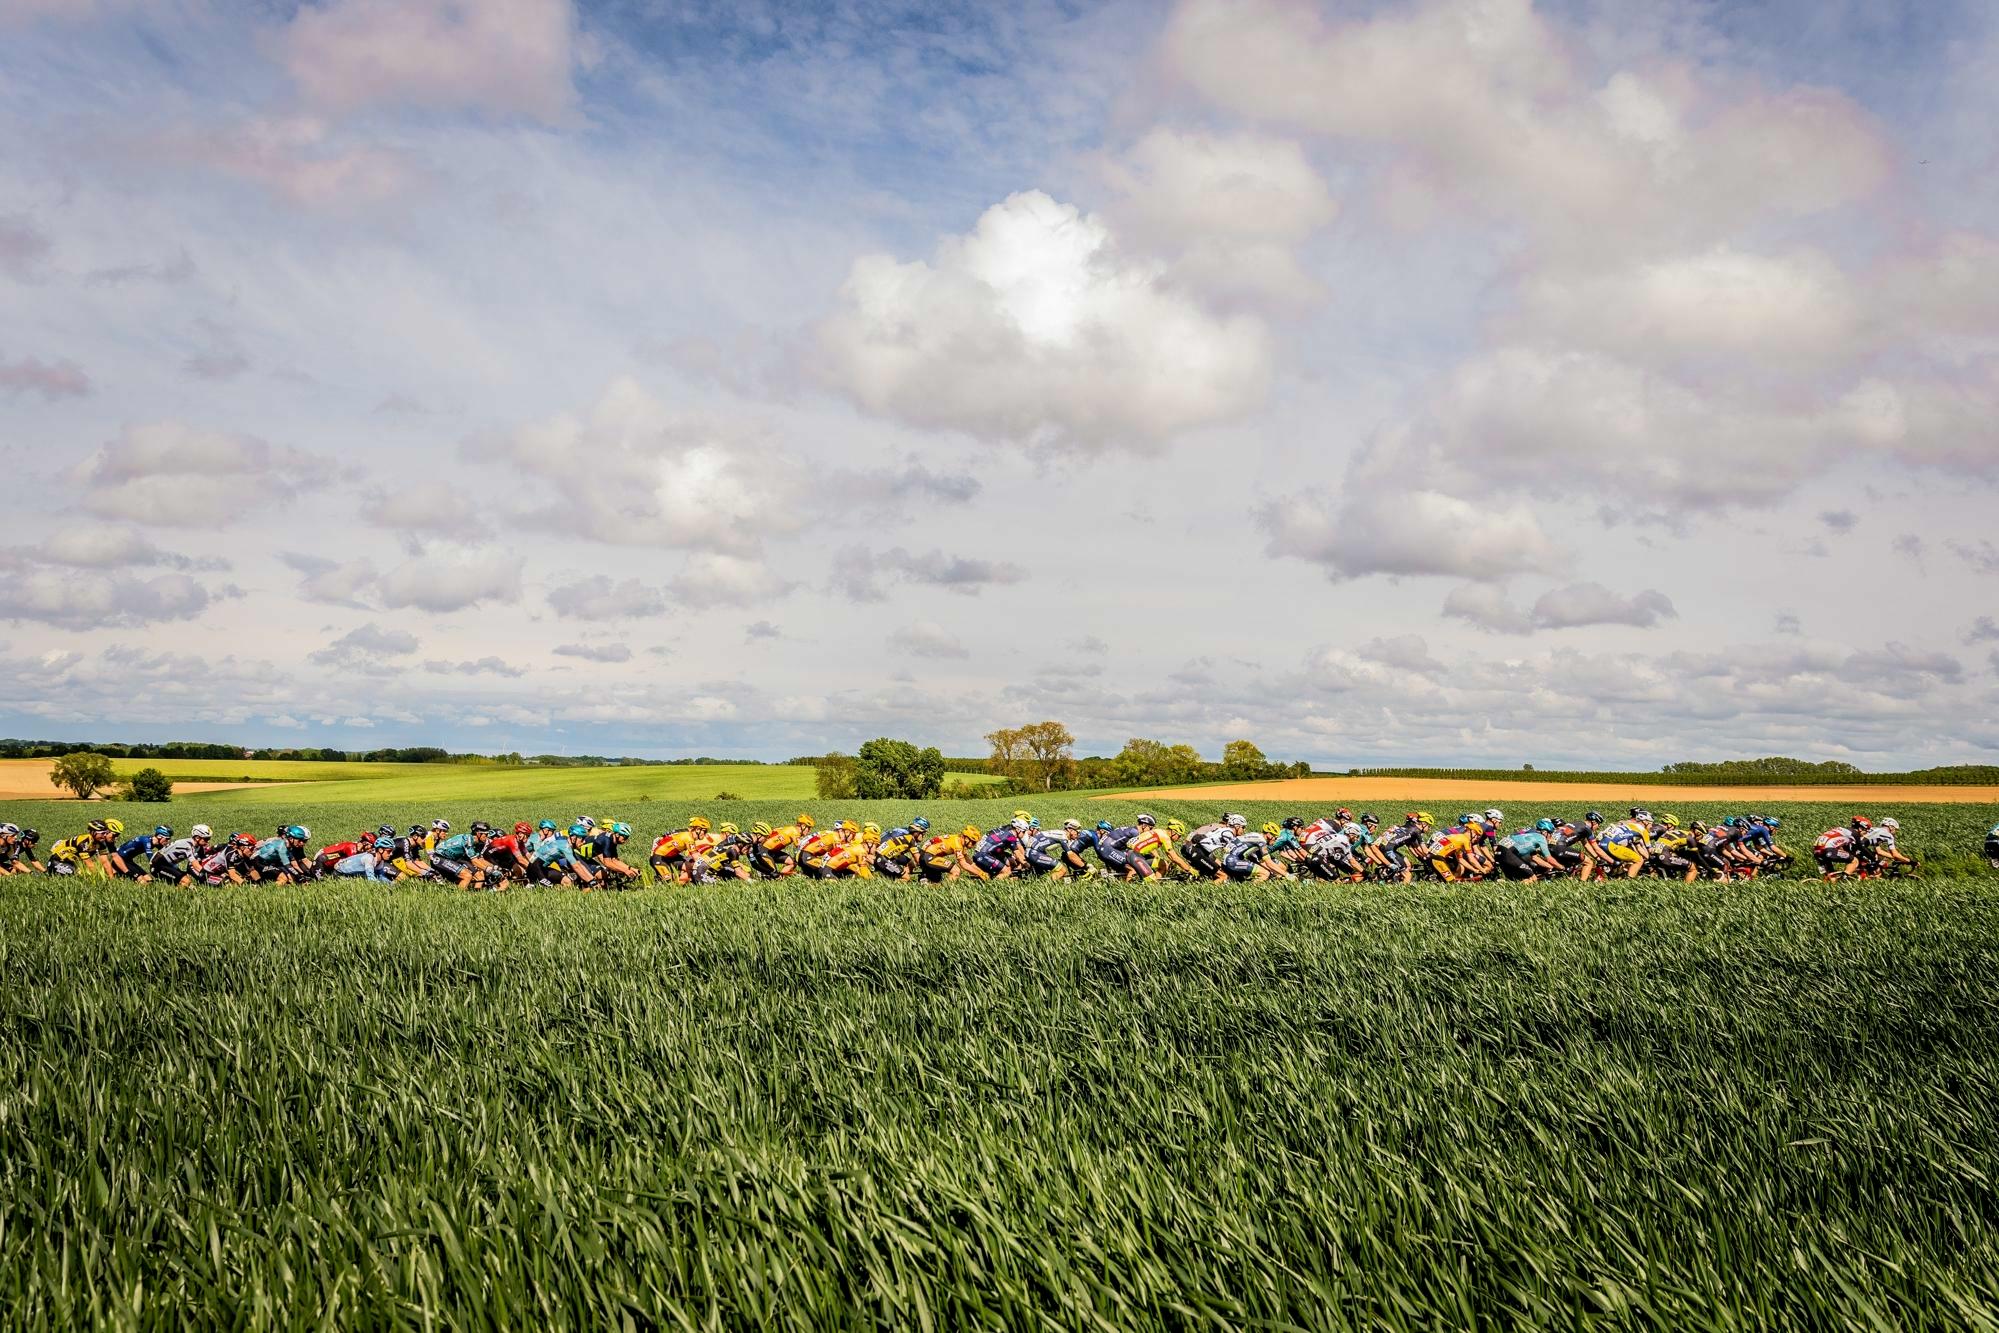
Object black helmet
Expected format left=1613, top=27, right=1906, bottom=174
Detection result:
left=408, top=824, right=426, bottom=837
left=470, top=821, right=492, bottom=835
left=377, top=824, right=395, bottom=838
left=21, top=828, right=39, bottom=843
left=1359, top=811, right=1379, bottom=825
left=87, top=819, right=109, bottom=834
left=1281, top=816, right=1304, bottom=830
left=1585, top=810, right=1603, bottom=823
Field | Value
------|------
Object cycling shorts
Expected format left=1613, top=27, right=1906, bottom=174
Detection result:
left=971, top=851, right=1010, bottom=876
left=1600, top=841, right=1643, bottom=865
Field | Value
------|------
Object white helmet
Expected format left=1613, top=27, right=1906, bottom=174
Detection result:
left=1483, top=808, right=1503, bottom=823
left=1880, top=817, right=1899, bottom=830
left=0, top=823, right=16, bottom=838
left=1011, top=816, right=1029, bottom=831
left=1063, top=819, right=1080, bottom=831
left=431, top=819, right=451, bottom=832
left=190, top=824, right=212, bottom=839
left=1225, top=813, right=1247, bottom=829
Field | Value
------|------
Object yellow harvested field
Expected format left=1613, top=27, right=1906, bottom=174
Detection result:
left=1099, top=776, right=1999, bottom=805
left=0, top=771, right=263, bottom=800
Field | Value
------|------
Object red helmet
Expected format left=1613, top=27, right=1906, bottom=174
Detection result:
left=513, top=821, right=532, bottom=837
left=1336, top=808, right=1352, bottom=820
left=231, top=832, right=255, bottom=848
left=1851, top=815, right=1872, bottom=830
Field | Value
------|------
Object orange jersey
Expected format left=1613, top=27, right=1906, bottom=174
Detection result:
left=921, top=834, right=965, bottom=866
left=651, top=830, right=699, bottom=860
left=761, top=826, right=802, bottom=853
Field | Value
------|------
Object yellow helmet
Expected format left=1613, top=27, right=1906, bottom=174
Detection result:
left=688, top=815, right=711, bottom=831
left=1261, top=821, right=1281, bottom=838
left=961, top=823, right=981, bottom=841
left=749, top=821, right=772, bottom=839
left=796, top=813, right=815, bottom=830
left=1415, top=811, right=1435, bottom=827
left=1660, top=813, right=1681, bottom=828
left=104, top=818, right=125, bottom=835
left=861, top=822, right=880, bottom=838
left=718, top=822, right=738, bottom=836
left=1012, top=809, right=1032, bottom=823
left=839, top=819, right=859, bottom=834
left=1166, top=818, right=1187, bottom=836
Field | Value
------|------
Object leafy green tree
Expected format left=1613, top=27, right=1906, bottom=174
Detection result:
left=124, top=767, right=174, bottom=803
left=855, top=739, right=946, bottom=799
left=986, top=721, right=1075, bottom=791
left=814, top=753, right=859, bottom=799
left=1221, top=739, right=1269, bottom=780
left=49, top=751, right=114, bottom=800
left=1110, top=739, right=1203, bottom=789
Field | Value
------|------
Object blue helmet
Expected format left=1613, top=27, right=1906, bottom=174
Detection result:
left=611, top=821, right=631, bottom=838
left=568, top=822, right=590, bottom=838
left=1535, top=818, right=1556, bottom=833
left=539, top=819, right=557, bottom=832
left=154, top=825, right=172, bottom=838
left=374, top=836, right=396, bottom=851
left=910, top=817, right=930, bottom=833
left=1765, top=816, right=1781, bottom=829
left=1096, top=819, right=1113, bottom=831
left=285, top=825, right=308, bottom=841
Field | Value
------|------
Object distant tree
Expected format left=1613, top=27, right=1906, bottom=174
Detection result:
left=1221, top=739, right=1269, bottom=780
left=124, top=767, right=174, bottom=803
left=814, top=753, right=859, bottom=799
left=1110, top=739, right=1204, bottom=789
left=49, top=751, right=114, bottom=800
left=986, top=721, right=1075, bottom=791
left=855, top=739, right=946, bottom=799
left=713, top=791, right=744, bottom=801
left=1523, top=763, right=1534, bottom=772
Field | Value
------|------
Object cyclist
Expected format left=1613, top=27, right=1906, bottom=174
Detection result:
left=529, top=820, right=590, bottom=886
left=331, top=837, right=402, bottom=882
left=799, top=819, right=858, bottom=880
left=0, top=826, right=43, bottom=875
left=431, top=822, right=498, bottom=889
left=690, top=823, right=754, bottom=882
left=823, top=823, right=879, bottom=879
left=1095, top=820, right=1147, bottom=880
left=110, top=824, right=169, bottom=880
left=1496, top=820, right=1562, bottom=881
left=1643, top=815, right=1698, bottom=883
left=918, top=824, right=984, bottom=883
left=1219, top=823, right=1287, bottom=882
left=1020, top=821, right=1074, bottom=879
left=971, top=817, right=1028, bottom=880
left=200, top=832, right=259, bottom=885
left=247, top=825, right=313, bottom=883
left=1376, top=813, right=1432, bottom=884
left=1987, top=821, right=1999, bottom=870
left=1063, top=820, right=1107, bottom=879
left=1858, top=817, right=1912, bottom=874
left=1129, top=815, right=1197, bottom=879
left=873, top=817, right=930, bottom=880
left=649, top=816, right=710, bottom=884
left=1592, top=813, right=1648, bottom=880
left=1304, top=819, right=1364, bottom=880
left=1813, top=819, right=1865, bottom=878
left=48, top=819, right=122, bottom=876
left=424, top=819, right=452, bottom=856
left=1422, top=820, right=1479, bottom=883
left=585, top=822, right=640, bottom=887
left=753, top=814, right=813, bottom=878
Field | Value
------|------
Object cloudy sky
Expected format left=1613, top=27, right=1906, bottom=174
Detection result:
left=3, top=0, right=1996, bottom=767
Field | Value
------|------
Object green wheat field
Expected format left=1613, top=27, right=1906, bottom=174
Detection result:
left=3, top=779, right=1997, bottom=1327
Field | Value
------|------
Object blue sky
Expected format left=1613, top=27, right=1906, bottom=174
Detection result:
left=3, top=0, right=1996, bottom=767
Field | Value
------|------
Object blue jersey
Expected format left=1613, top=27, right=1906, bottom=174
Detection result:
left=1064, top=830, right=1098, bottom=856
left=115, top=835, right=153, bottom=864
left=251, top=837, right=293, bottom=869
left=1502, top=831, right=1550, bottom=857
left=529, top=832, right=575, bottom=866
left=1740, top=821, right=1774, bottom=849
left=975, top=828, right=1020, bottom=859
left=333, top=852, right=395, bottom=880
left=1269, top=830, right=1303, bottom=855
left=1102, top=826, right=1140, bottom=853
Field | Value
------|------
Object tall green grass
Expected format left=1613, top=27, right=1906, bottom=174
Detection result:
left=3, top=875, right=1997, bottom=1327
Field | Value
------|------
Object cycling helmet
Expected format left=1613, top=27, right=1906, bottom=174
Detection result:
left=1359, top=812, right=1379, bottom=826
left=1659, top=814, right=1680, bottom=828
left=1483, top=808, right=1503, bottom=823
left=105, top=819, right=124, bottom=835
left=374, top=836, right=395, bottom=851
left=513, top=822, right=532, bottom=837
left=1721, top=816, right=1739, bottom=827
left=1766, top=817, right=1781, bottom=829
left=1135, top=813, right=1155, bottom=827
left=1414, top=811, right=1435, bottom=827
left=749, top=821, right=773, bottom=839
left=1584, top=810, right=1603, bottom=824
left=1096, top=820, right=1113, bottom=831
left=1225, top=813, right=1247, bottom=829
left=611, top=821, right=631, bottom=838
left=861, top=822, right=880, bottom=838
left=1281, top=816, right=1304, bottom=830
left=1457, top=812, right=1475, bottom=827
left=1062, top=819, right=1079, bottom=831
left=1851, top=815, right=1872, bottom=830
left=718, top=822, right=738, bottom=836
left=0, top=823, right=15, bottom=838
left=153, top=825, right=172, bottom=839
left=538, top=819, right=557, bottom=832
left=961, top=824, right=981, bottom=840
left=408, top=824, right=427, bottom=837
left=87, top=819, right=109, bottom=834
left=470, top=821, right=492, bottom=835
left=285, top=825, right=308, bottom=841
left=796, top=813, right=815, bottom=829
left=568, top=822, right=590, bottom=838
left=1880, top=817, right=1899, bottom=830
left=1012, top=809, right=1032, bottom=823
left=1166, top=818, right=1188, bottom=836
left=1334, top=807, right=1352, bottom=821
left=19, top=829, right=37, bottom=844
left=1028, top=817, right=1041, bottom=830
left=910, top=817, right=930, bottom=833
left=1013, top=816, right=1031, bottom=831
left=432, top=819, right=451, bottom=833
left=231, top=832, right=255, bottom=848
left=838, top=819, right=859, bottom=834
left=1261, top=821, right=1281, bottom=838
left=1536, top=818, right=1556, bottom=833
